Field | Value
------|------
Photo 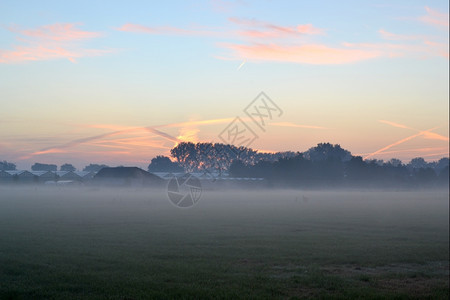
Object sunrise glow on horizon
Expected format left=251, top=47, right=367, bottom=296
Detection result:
left=1, top=0, right=448, bottom=170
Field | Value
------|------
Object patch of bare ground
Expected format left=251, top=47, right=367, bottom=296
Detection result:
left=272, top=261, right=449, bottom=298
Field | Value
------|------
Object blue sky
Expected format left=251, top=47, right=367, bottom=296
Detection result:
left=0, top=0, right=448, bottom=169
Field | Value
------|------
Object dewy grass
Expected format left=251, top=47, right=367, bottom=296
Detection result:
left=0, top=186, right=448, bottom=299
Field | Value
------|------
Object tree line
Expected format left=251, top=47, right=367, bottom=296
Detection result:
left=148, top=142, right=449, bottom=187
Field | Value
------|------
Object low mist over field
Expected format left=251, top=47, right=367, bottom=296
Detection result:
left=0, top=186, right=448, bottom=298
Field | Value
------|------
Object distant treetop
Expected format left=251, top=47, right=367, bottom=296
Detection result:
left=31, top=163, right=57, bottom=172
left=0, top=160, right=16, bottom=171
left=83, top=164, right=109, bottom=172
left=60, top=163, right=76, bottom=172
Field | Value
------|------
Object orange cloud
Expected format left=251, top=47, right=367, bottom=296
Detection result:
left=23, top=118, right=231, bottom=159
left=221, top=43, right=381, bottom=64
left=0, top=23, right=109, bottom=64
left=419, top=6, right=449, bottom=29
left=422, top=131, right=449, bottom=142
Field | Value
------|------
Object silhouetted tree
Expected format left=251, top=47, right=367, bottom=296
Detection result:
left=31, top=163, right=57, bottom=171
left=229, top=160, right=248, bottom=177
left=408, top=157, right=428, bottom=170
left=303, top=143, right=352, bottom=162
left=435, top=158, right=449, bottom=173
left=83, top=164, right=109, bottom=172
left=148, top=156, right=184, bottom=172
left=387, top=158, right=402, bottom=167
left=438, top=166, right=449, bottom=184
left=0, top=160, right=16, bottom=171
left=415, top=167, right=437, bottom=185
left=168, top=142, right=447, bottom=187
left=60, top=163, right=76, bottom=172
left=346, top=156, right=369, bottom=181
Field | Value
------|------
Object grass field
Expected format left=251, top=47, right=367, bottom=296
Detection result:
left=0, top=186, right=448, bottom=299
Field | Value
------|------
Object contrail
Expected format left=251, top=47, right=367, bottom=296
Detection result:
left=378, top=120, right=411, bottom=129
left=364, top=126, right=439, bottom=159
left=237, top=60, right=246, bottom=70
left=379, top=120, right=448, bottom=141
left=144, top=127, right=179, bottom=142
left=23, top=117, right=231, bottom=158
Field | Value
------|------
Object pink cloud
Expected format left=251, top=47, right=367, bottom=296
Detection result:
left=419, top=6, right=449, bottom=29
left=297, top=24, right=324, bottom=35
left=0, top=45, right=110, bottom=64
left=118, top=18, right=324, bottom=41
left=424, top=40, right=449, bottom=59
left=221, top=43, right=381, bottom=64
left=378, top=29, right=421, bottom=41
left=0, top=23, right=108, bottom=64
left=116, top=23, right=220, bottom=37
left=10, top=23, right=102, bottom=41
left=229, top=17, right=325, bottom=38
left=118, top=12, right=447, bottom=65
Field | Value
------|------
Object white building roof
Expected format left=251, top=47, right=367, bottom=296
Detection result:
left=30, top=171, right=54, bottom=177
left=6, top=170, right=33, bottom=176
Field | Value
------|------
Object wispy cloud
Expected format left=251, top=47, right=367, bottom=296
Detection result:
left=115, top=6, right=447, bottom=66
left=0, top=23, right=110, bottom=64
left=378, top=29, right=421, bottom=41
left=20, top=117, right=234, bottom=159
left=221, top=43, right=381, bottom=64
left=419, top=6, right=449, bottom=29
left=229, top=17, right=325, bottom=38
left=116, top=23, right=221, bottom=37
left=10, top=23, right=102, bottom=41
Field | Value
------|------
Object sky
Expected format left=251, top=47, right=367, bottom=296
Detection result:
left=0, top=0, right=448, bottom=170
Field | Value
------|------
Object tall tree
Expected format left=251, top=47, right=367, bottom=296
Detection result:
left=303, top=143, right=352, bottom=162
left=148, top=156, right=184, bottom=172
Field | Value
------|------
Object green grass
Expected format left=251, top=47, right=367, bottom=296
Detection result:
left=0, top=186, right=448, bottom=299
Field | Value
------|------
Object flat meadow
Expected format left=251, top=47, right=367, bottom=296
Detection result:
left=0, top=185, right=448, bottom=299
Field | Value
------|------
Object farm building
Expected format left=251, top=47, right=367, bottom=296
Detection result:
left=74, top=171, right=95, bottom=181
left=0, top=170, right=14, bottom=183
left=31, top=171, right=56, bottom=183
left=94, top=167, right=163, bottom=186
left=152, top=172, right=184, bottom=179
left=6, top=170, right=35, bottom=183
left=52, top=171, right=82, bottom=181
